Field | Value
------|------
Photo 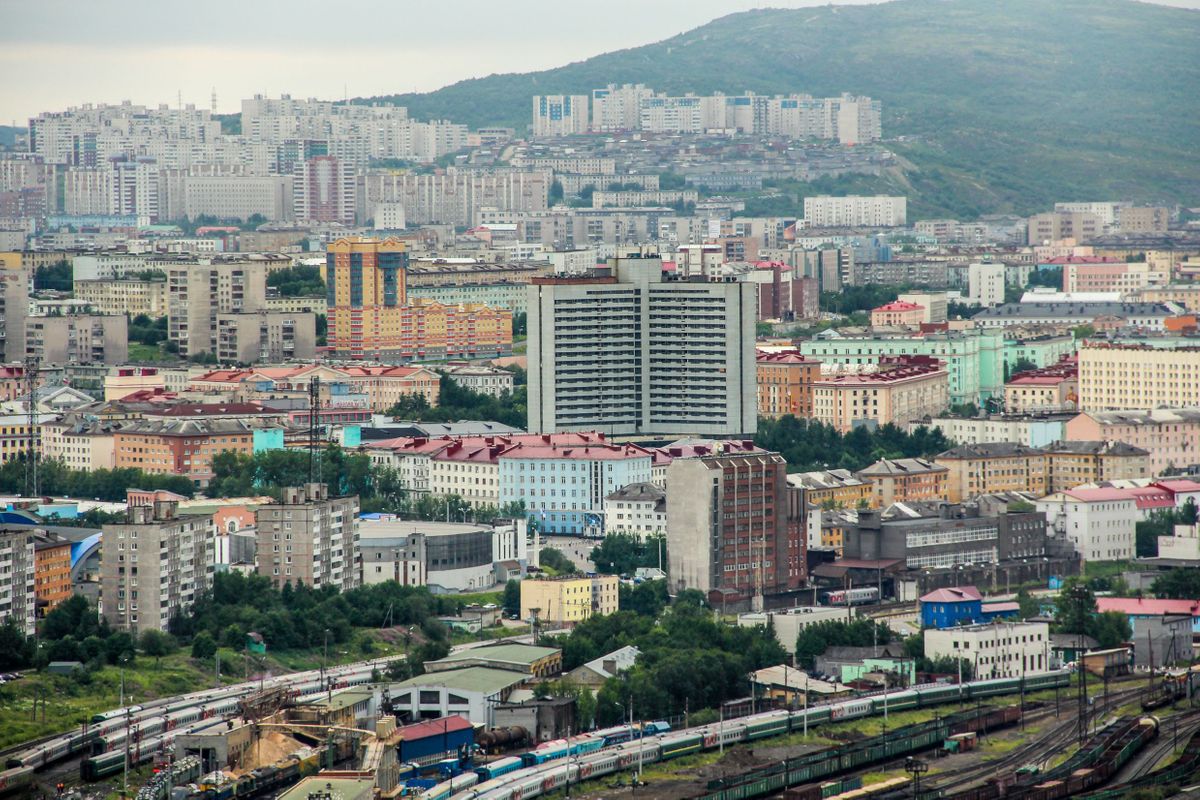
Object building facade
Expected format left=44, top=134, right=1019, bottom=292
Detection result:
left=167, top=259, right=269, bottom=358
left=1079, top=343, right=1200, bottom=411
left=528, top=255, right=757, bottom=437
left=1066, top=408, right=1200, bottom=477
left=255, top=484, right=360, bottom=591
left=925, top=621, right=1051, bottom=679
left=856, top=458, right=949, bottom=507
left=756, top=351, right=821, bottom=419
left=665, top=442, right=804, bottom=607
left=520, top=575, right=618, bottom=624
left=0, top=528, right=36, bottom=635
left=100, top=500, right=214, bottom=634
left=24, top=314, right=128, bottom=365
left=812, top=357, right=949, bottom=433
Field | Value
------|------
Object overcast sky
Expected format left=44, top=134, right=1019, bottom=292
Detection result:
left=2, top=0, right=1197, bottom=124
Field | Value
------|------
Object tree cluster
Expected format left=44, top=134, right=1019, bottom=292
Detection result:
left=794, top=619, right=895, bottom=671
left=169, top=572, right=461, bottom=659
left=539, top=547, right=578, bottom=575
left=267, top=265, right=326, bottom=297
left=34, top=261, right=72, bottom=291
left=754, top=417, right=951, bottom=475
left=129, top=314, right=168, bottom=347
left=820, top=284, right=921, bottom=315
left=553, top=594, right=787, bottom=726
left=207, top=445, right=374, bottom=501
left=1151, top=566, right=1200, bottom=600
left=1052, top=580, right=1132, bottom=649
left=386, top=374, right=526, bottom=430
left=0, top=456, right=195, bottom=501
left=589, top=533, right=666, bottom=576
left=0, top=595, right=139, bottom=672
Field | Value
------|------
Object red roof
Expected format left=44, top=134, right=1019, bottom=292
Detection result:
left=920, top=585, right=982, bottom=603
left=756, top=350, right=819, bottom=364
left=1097, top=597, right=1200, bottom=617
left=872, top=301, right=924, bottom=312
left=982, top=601, right=1020, bottom=613
left=396, top=715, right=473, bottom=741
left=1154, top=479, right=1200, bottom=494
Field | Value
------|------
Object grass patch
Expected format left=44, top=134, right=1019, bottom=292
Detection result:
left=126, top=343, right=162, bottom=362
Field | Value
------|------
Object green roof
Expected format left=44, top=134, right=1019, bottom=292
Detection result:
left=392, top=666, right=528, bottom=696
left=298, top=687, right=374, bottom=712
left=278, top=777, right=375, bottom=800
left=427, top=643, right=560, bottom=669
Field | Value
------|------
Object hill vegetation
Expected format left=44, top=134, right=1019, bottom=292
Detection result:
left=364, top=0, right=1199, bottom=218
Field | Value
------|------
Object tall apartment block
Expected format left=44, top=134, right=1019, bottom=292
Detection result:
left=0, top=528, right=37, bottom=635
left=100, top=498, right=214, bottom=635
left=24, top=314, right=129, bottom=365
left=0, top=267, right=28, bottom=361
left=527, top=254, right=757, bottom=437
left=590, top=84, right=654, bottom=131
left=803, top=195, right=907, bottom=228
left=167, top=260, right=268, bottom=357
left=255, top=484, right=360, bottom=590
left=665, top=442, right=804, bottom=608
left=325, top=237, right=512, bottom=361
left=294, top=155, right=356, bottom=226
left=532, top=95, right=589, bottom=137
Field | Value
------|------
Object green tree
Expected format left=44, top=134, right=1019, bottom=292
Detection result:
left=589, top=534, right=666, bottom=576
left=539, top=548, right=578, bottom=575
left=139, top=629, right=177, bottom=666
left=34, top=260, right=72, bottom=291
left=1151, top=568, right=1200, bottom=600
left=0, top=620, right=33, bottom=670
left=502, top=580, right=521, bottom=616
left=1017, top=588, right=1041, bottom=620
left=266, top=265, right=326, bottom=297
left=190, top=631, right=218, bottom=660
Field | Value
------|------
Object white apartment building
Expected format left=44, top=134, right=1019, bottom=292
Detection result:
left=803, top=195, right=906, bottom=228
left=363, top=169, right=550, bottom=227
left=968, top=262, right=1007, bottom=307
left=293, top=156, right=355, bottom=226
left=925, top=621, right=1051, bottom=679
left=1054, top=201, right=1128, bottom=230
left=603, top=481, right=666, bottom=540
left=100, top=502, right=215, bottom=635
left=62, top=168, right=112, bottom=215
left=0, top=528, right=36, bottom=635
left=527, top=255, right=758, bottom=437
left=591, top=84, right=655, bottom=131
left=110, top=156, right=160, bottom=221
left=1036, top=488, right=1137, bottom=563
left=532, top=95, right=589, bottom=137
left=182, top=174, right=293, bottom=222
left=255, top=484, right=360, bottom=591
left=74, top=278, right=168, bottom=316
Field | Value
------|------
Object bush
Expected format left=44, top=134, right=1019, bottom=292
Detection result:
left=190, top=632, right=218, bottom=660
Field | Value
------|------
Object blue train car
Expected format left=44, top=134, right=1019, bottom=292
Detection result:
left=475, top=756, right=524, bottom=780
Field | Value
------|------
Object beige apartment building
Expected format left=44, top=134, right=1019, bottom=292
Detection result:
left=215, top=311, right=316, bottom=364
left=812, top=358, right=949, bottom=433
left=74, top=278, right=168, bottom=317
left=935, top=443, right=1050, bottom=502
left=756, top=351, right=821, bottom=419
left=167, top=260, right=269, bottom=357
left=255, top=484, right=360, bottom=591
left=520, top=575, right=619, bottom=624
left=1078, top=343, right=1200, bottom=411
left=25, top=314, right=128, bottom=365
left=100, top=500, right=214, bottom=635
left=1, top=267, right=29, bottom=362
left=856, top=458, right=949, bottom=507
left=1066, top=408, right=1200, bottom=477
left=41, top=413, right=117, bottom=470
left=1044, top=441, right=1150, bottom=491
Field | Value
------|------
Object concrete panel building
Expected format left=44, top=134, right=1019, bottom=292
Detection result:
left=100, top=499, right=214, bottom=634
left=255, top=484, right=360, bottom=591
left=167, top=259, right=269, bottom=358
left=527, top=255, right=757, bottom=437
left=0, top=267, right=28, bottom=361
left=24, top=314, right=128, bottom=365
left=215, top=311, right=317, bottom=363
left=665, top=441, right=803, bottom=608
left=0, top=528, right=37, bottom=635
left=803, top=196, right=906, bottom=228
left=74, top=277, right=168, bottom=317
left=532, top=96, right=589, bottom=137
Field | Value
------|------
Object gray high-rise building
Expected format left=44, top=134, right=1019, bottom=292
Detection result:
left=167, top=259, right=268, bottom=358
left=527, top=254, right=757, bottom=437
left=0, top=268, right=28, bottom=362
left=255, top=484, right=360, bottom=591
left=101, top=499, right=214, bottom=635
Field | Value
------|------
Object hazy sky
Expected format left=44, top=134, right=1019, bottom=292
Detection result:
left=2, top=0, right=1197, bottom=124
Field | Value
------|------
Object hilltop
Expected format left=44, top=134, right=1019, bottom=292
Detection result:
left=364, top=0, right=1200, bottom=218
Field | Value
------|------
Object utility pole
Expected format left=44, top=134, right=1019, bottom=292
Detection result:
left=23, top=355, right=39, bottom=497
left=323, top=628, right=331, bottom=702
left=1070, top=583, right=1090, bottom=746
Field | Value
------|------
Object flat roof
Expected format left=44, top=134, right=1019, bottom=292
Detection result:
left=278, top=777, right=375, bottom=800
left=392, top=666, right=529, bottom=696
left=299, top=687, right=374, bottom=712
left=428, top=643, right=560, bottom=668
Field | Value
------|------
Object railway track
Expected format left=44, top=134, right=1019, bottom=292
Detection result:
left=1117, top=708, right=1200, bottom=781
left=920, top=686, right=1145, bottom=795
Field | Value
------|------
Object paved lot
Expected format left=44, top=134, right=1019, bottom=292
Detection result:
left=540, top=534, right=600, bottom=573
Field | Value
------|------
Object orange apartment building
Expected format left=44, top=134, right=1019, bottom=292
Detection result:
left=856, top=457, right=949, bottom=507
left=114, top=418, right=260, bottom=487
left=325, top=237, right=512, bottom=360
left=935, top=443, right=1049, bottom=502
left=190, top=363, right=442, bottom=413
left=756, top=351, right=822, bottom=419
left=33, top=534, right=73, bottom=616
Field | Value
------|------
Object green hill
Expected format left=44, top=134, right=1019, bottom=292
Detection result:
left=364, top=0, right=1200, bottom=219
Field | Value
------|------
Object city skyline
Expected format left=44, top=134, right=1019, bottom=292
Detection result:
left=5, top=0, right=1197, bottom=125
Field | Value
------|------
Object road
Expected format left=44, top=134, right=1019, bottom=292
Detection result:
left=540, top=535, right=599, bottom=573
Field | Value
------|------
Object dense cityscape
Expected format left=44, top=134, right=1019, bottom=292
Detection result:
left=1, top=1, right=1199, bottom=799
